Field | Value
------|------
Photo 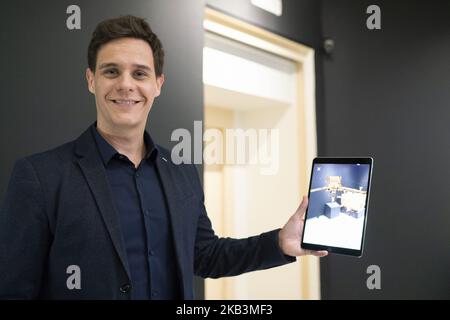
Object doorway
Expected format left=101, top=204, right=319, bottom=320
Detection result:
left=203, top=8, right=319, bottom=299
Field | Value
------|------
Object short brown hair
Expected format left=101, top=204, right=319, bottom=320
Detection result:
left=87, top=15, right=164, bottom=77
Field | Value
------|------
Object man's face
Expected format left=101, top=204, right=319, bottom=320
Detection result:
left=86, top=37, right=164, bottom=131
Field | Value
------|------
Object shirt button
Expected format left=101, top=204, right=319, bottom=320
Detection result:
left=144, top=209, right=150, bottom=216
left=149, top=250, right=155, bottom=256
left=151, top=291, right=158, bottom=297
left=120, top=283, right=131, bottom=293
left=135, top=173, right=140, bottom=178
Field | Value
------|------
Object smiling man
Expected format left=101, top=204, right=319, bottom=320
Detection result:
left=0, top=15, right=327, bottom=300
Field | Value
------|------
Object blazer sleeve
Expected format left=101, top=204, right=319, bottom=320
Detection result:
left=0, top=158, right=51, bottom=298
left=189, top=165, right=296, bottom=279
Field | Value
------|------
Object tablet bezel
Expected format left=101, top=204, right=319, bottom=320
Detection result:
left=300, top=157, right=373, bottom=257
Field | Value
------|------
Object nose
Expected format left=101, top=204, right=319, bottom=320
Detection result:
left=115, top=73, right=135, bottom=92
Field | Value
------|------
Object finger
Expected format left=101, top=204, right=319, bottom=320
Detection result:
left=311, top=250, right=328, bottom=257
left=298, top=196, right=308, bottom=219
left=304, top=250, right=328, bottom=257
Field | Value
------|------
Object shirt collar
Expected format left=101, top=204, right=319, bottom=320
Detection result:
left=91, top=123, right=158, bottom=166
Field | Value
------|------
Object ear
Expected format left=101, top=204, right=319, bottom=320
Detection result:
left=86, top=67, right=95, bottom=94
left=154, top=74, right=165, bottom=97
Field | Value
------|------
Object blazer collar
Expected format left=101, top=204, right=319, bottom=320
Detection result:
left=74, top=124, right=132, bottom=280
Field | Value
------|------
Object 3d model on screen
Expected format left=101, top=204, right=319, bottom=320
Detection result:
left=303, top=163, right=371, bottom=250
left=310, top=175, right=367, bottom=219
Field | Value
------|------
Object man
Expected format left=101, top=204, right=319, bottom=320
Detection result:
left=0, top=15, right=327, bottom=299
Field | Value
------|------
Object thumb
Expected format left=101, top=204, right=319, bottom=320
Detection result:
left=297, top=196, right=309, bottom=219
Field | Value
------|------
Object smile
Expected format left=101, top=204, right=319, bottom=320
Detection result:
left=110, top=99, right=141, bottom=106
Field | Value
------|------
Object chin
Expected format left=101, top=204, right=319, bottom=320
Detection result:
left=109, top=115, right=141, bottom=128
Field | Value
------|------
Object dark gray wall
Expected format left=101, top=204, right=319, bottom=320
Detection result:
left=0, top=0, right=204, bottom=298
left=321, top=0, right=450, bottom=299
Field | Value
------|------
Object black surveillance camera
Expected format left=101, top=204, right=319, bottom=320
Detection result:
left=323, top=38, right=335, bottom=55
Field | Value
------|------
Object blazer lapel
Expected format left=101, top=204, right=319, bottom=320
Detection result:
left=74, top=127, right=131, bottom=280
left=154, top=152, right=193, bottom=289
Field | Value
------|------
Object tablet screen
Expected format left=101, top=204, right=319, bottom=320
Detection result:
left=301, top=158, right=373, bottom=256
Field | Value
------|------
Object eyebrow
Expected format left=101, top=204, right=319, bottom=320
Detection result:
left=98, top=63, right=153, bottom=71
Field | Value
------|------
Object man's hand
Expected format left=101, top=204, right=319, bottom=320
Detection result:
left=278, top=196, right=328, bottom=257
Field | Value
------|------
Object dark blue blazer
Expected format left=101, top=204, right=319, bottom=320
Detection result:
left=0, top=125, right=294, bottom=299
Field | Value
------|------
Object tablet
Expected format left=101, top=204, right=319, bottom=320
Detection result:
left=301, top=157, right=373, bottom=257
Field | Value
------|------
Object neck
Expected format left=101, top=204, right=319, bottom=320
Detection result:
left=96, top=121, right=146, bottom=168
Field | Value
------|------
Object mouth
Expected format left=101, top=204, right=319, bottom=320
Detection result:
left=109, top=99, right=142, bottom=106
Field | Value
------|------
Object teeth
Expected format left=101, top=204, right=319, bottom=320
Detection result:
left=113, top=100, right=138, bottom=105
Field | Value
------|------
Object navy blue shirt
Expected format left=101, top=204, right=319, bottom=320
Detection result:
left=92, top=125, right=180, bottom=300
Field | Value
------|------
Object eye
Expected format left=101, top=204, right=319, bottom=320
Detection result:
left=103, top=68, right=118, bottom=77
left=134, top=70, right=148, bottom=79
